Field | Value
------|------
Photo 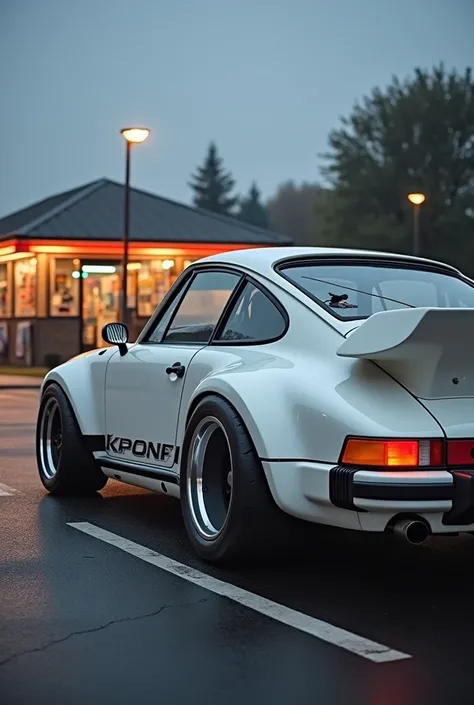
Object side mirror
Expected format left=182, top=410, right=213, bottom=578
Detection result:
left=101, top=322, right=129, bottom=356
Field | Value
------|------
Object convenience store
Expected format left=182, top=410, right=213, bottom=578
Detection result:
left=0, top=178, right=290, bottom=366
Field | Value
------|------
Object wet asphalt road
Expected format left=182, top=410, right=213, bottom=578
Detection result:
left=1, top=389, right=474, bottom=705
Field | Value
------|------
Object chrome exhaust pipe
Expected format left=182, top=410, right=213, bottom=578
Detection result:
left=392, top=517, right=429, bottom=545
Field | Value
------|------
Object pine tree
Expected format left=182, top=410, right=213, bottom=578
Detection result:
left=237, top=182, right=268, bottom=228
left=188, top=142, right=238, bottom=215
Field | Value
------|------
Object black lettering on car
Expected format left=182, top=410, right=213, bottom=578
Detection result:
left=161, top=444, right=174, bottom=462
left=132, top=439, right=147, bottom=457
left=118, top=438, right=132, bottom=454
left=106, top=434, right=120, bottom=453
left=107, top=435, right=179, bottom=464
left=146, top=442, right=161, bottom=460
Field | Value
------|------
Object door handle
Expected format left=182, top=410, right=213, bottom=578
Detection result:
left=165, top=362, right=185, bottom=379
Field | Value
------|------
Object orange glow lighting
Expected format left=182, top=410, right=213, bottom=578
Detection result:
left=27, top=241, right=258, bottom=257
left=342, top=439, right=422, bottom=467
left=0, top=245, right=15, bottom=257
left=0, top=252, right=33, bottom=263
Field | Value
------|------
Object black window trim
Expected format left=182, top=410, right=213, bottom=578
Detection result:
left=138, top=262, right=290, bottom=347
left=274, top=255, right=473, bottom=323
left=209, top=274, right=289, bottom=346
left=138, top=266, right=197, bottom=344
left=141, top=264, right=245, bottom=346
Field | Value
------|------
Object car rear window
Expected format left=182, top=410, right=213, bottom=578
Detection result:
left=277, top=260, right=474, bottom=320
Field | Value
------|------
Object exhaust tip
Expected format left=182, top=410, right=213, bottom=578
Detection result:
left=405, top=520, right=429, bottom=545
left=392, top=517, right=429, bottom=545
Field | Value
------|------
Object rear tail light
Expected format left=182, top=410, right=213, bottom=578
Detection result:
left=340, top=438, right=443, bottom=468
left=447, top=440, right=474, bottom=467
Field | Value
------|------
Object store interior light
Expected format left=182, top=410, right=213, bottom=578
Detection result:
left=127, top=262, right=142, bottom=270
left=162, top=259, right=175, bottom=270
left=72, top=271, right=80, bottom=279
left=0, top=252, right=33, bottom=263
left=81, top=265, right=117, bottom=274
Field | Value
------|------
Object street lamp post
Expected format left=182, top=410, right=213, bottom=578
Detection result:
left=120, top=127, right=150, bottom=324
left=407, top=192, right=426, bottom=257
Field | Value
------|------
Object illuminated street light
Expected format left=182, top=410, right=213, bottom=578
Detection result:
left=120, top=127, right=150, bottom=324
left=407, top=192, right=426, bottom=256
left=121, top=127, right=150, bottom=144
left=407, top=193, right=426, bottom=206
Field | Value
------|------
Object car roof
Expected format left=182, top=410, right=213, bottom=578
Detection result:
left=198, top=246, right=461, bottom=276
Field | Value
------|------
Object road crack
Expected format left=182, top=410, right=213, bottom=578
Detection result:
left=0, top=597, right=208, bottom=668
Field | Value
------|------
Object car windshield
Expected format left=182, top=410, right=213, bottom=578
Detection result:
left=278, top=260, right=474, bottom=319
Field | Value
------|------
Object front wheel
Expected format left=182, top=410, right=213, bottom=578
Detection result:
left=36, top=383, right=108, bottom=495
left=180, top=395, right=295, bottom=565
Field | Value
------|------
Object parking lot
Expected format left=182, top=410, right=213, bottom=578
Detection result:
left=1, top=387, right=474, bottom=705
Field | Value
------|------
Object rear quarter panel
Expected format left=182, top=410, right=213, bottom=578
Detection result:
left=178, top=294, right=444, bottom=464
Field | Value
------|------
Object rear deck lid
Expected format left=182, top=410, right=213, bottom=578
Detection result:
left=337, top=307, right=474, bottom=400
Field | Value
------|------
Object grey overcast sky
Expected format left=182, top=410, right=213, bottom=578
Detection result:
left=0, top=0, right=472, bottom=218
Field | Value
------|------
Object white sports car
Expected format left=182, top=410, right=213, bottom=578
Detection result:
left=36, top=247, right=474, bottom=563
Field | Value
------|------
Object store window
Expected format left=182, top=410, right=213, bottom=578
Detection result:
left=137, top=259, right=180, bottom=317
left=50, top=258, right=80, bottom=316
left=126, top=263, right=140, bottom=309
left=0, top=263, right=10, bottom=317
left=14, top=257, right=37, bottom=317
left=81, top=264, right=121, bottom=350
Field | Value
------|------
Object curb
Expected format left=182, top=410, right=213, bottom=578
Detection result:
left=0, top=385, right=42, bottom=390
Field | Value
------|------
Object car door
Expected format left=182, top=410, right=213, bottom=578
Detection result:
left=104, top=268, right=243, bottom=472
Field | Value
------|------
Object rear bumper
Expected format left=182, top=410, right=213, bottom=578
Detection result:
left=261, top=459, right=474, bottom=533
left=330, top=466, right=474, bottom=525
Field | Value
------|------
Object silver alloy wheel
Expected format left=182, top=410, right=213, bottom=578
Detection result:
left=186, top=415, right=233, bottom=540
left=38, top=397, right=63, bottom=480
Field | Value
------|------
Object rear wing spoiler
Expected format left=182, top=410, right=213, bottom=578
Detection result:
left=336, top=307, right=474, bottom=399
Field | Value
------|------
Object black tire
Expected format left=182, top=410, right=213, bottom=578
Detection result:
left=36, top=382, right=108, bottom=495
left=180, top=395, right=298, bottom=565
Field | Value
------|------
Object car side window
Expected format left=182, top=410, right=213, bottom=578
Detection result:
left=147, top=296, right=183, bottom=344
left=162, top=270, right=241, bottom=344
left=216, top=282, right=286, bottom=343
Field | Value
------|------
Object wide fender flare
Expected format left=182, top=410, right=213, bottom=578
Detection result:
left=180, top=376, right=269, bottom=457
left=180, top=374, right=341, bottom=461
left=40, top=360, right=105, bottom=436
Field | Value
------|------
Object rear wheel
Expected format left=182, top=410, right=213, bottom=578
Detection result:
left=36, top=383, right=107, bottom=495
left=180, top=395, right=297, bottom=565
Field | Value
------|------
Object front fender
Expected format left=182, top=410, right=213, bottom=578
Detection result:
left=41, top=348, right=117, bottom=435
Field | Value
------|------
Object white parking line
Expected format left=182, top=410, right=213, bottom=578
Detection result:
left=0, top=482, right=19, bottom=496
left=68, top=521, right=411, bottom=664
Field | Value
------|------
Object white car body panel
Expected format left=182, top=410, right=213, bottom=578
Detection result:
left=42, top=347, right=116, bottom=436
left=104, top=344, right=203, bottom=468
left=418, top=398, right=474, bottom=439
left=337, top=306, right=474, bottom=399
left=39, top=246, right=474, bottom=539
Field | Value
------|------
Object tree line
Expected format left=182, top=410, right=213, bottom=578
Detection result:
left=188, top=64, right=474, bottom=275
